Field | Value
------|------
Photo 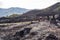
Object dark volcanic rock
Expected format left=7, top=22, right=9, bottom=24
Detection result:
left=14, top=28, right=32, bottom=37
left=45, top=34, right=58, bottom=40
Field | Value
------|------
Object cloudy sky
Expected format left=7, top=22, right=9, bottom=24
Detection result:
left=0, top=0, right=60, bottom=9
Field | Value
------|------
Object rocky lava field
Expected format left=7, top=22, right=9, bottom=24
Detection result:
left=0, top=21, right=60, bottom=40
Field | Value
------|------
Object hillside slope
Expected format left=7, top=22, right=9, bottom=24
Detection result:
left=21, top=2, right=60, bottom=18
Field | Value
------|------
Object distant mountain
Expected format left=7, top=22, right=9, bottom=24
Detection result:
left=0, top=2, right=60, bottom=23
left=0, top=7, right=29, bottom=17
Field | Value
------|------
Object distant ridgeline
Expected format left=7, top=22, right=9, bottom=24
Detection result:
left=0, top=2, right=60, bottom=23
left=0, top=7, right=29, bottom=17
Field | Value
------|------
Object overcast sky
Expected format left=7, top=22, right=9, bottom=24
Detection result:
left=0, top=0, right=60, bottom=9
